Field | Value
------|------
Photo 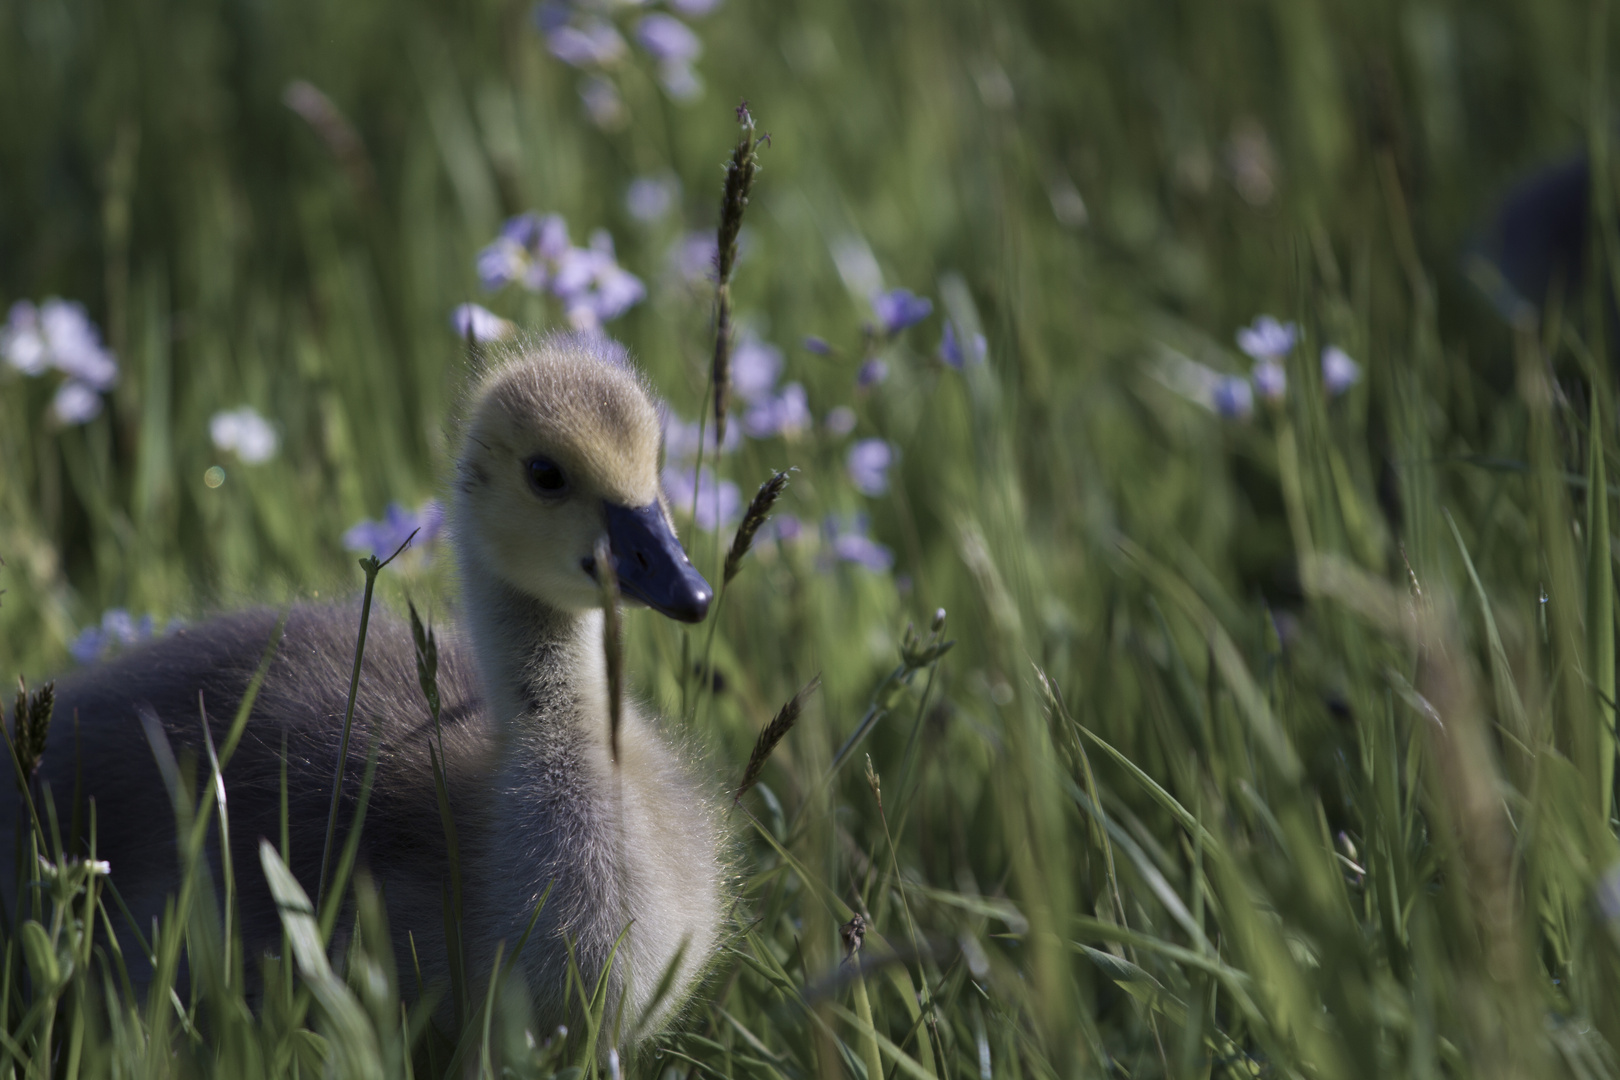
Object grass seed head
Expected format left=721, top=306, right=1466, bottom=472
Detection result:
left=711, top=102, right=769, bottom=446
left=735, top=673, right=820, bottom=805
left=724, top=469, right=792, bottom=584
left=407, top=599, right=440, bottom=721
left=10, top=678, right=53, bottom=782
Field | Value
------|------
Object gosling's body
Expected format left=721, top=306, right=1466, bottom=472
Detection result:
left=7, top=333, right=725, bottom=1034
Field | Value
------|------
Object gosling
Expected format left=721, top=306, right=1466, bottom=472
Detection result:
left=6, top=332, right=725, bottom=1036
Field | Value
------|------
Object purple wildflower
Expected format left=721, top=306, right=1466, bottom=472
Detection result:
left=825, top=405, right=857, bottom=437
left=68, top=628, right=105, bottom=664
left=803, top=335, right=833, bottom=355
left=743, top=383, right=811, bottom=439
left=530, top=213, right=572, bottom=261
left=1236, top=315, right=1298, bottom=361
left=563, top=268, right=635, bottom=330
left=625, top=175, right=680, bottom=224
left=824, top=514, right=894, bottom=572
left=857, top=358, right=889, bottom=387
left=1211, top=376, right=1254, bottom=420
left=546, top=19, right=626, bottom=67
left=343, top=500, right=445, bottom=559
left=1321, top=346, right=1361, bottom=396
left=759, top=513, right=802, bottom=545
left=3, top=299, right=118, bottom=388
left=478, top=212, right=569, bottom=292
left=51, top=381, right=103, bottom=425
left=70, top=608, right=157, bottom=664
left=847, top=438, right=896, bottom=496
left=662, top=464, right=741, bottom=531
left=657, top=61, right=702, bottom=102
left=1251, top=358, right=1286, bottom=403
left=668, top=0, right=722, bottom=14
left=500, top=212, right=544, bottom=250
left=872, top=289, right=933, bottom=335
left=940, top=323, right=987, bottom=368
left=663, top=411, right=740, bottom=462
left=41, top=301, right=118, bottom=388
left=635, top=14, right=701, bottom=64
left=450, top=303, right=516, bottom=343
left=477, top=238, right=529, bottom=292
left=549, top=231, right=646, bottom=331
left=210, top=407, right=279, bottom=463
left=591, top=262, right=647, bottom=321
left=731, top=338, right=783, bottom=404
left=671, top=231, right=719, bottom=284
left=1, top=301, right=47, bottom=374
left=531, top=1, right=570, bottom=33
left=579, top=75, right=626, bottom=129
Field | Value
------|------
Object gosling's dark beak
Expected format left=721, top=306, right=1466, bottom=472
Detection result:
left=599, top=501, right=712, bottom=623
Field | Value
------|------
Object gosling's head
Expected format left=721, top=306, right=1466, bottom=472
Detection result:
left=455, top=332, right=711, bottom=622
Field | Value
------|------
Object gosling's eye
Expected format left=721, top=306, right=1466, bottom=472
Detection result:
left=526, top=457, right=569, bottom=495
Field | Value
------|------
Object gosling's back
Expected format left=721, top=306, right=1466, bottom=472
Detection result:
left=11, top=605, right=491, bottom=991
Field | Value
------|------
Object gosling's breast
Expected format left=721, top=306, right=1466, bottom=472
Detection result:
left=469, top=707, right=724, bottom=1026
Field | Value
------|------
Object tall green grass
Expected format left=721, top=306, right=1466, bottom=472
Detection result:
left=4, top=0, right=1620, bottom=1075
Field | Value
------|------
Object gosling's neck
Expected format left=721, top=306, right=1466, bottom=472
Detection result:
left=456, top=551, right=608, bottom=739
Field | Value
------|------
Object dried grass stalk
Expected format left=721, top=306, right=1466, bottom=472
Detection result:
left=735, top=674, right=820, bottom=805
left=725, top=470, right=792, bottom=584
left=595, top=536, right=624, bottom=763
left=10, top=678, right=53, bottom=782
left=711, top=102, right=768, bottom=446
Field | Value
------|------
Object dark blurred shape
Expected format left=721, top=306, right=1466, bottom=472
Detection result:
left=1470, top=154, right=1590, bottom=326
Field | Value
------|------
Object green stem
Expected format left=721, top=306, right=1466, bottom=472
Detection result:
left=315, top=530, right=416, bottom=914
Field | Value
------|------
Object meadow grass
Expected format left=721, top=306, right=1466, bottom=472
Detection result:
left=3, top=0, right=1620, bottom=1076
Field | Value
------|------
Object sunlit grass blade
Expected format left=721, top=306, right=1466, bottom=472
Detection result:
left=260, top=840, right=385, bottom=1080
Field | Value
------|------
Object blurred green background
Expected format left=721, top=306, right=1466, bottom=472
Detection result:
left=5, top=0, right=1620, bottom=1076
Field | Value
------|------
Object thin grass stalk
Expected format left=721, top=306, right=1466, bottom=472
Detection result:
left=67, top=712, right=80, bottom=864
left=595, top=536, right=623, bottom=763
left=62, top=981, right=84, bottom=1080
left=477, top=941, right=504, bottom=1080
left=218, top=609, right=287, bottom=769
left=0, top=907, right=10, bottom=1059
left=627, top=937, right=688, bottom=1045
left=136, top=619, right=275, bottom=1009
left=826, top=623, right=953, bottom=780
left=680, top=245, right=717, bottom=723
left=1519, top=323, right=1597, bottom=792
left=317, top=528, right=416, bottom=914
left=688, top=105, right=769, bottom=724
left=574, top=926, right=631, bottom=1073
left=135, top=706, right=205, bottom=1074
left=410, top=600, right=468, bottom=1026
left=863, top=761, right=938, bottom=1079
left=196, top=696, right=236, bottom=994
left=594, top=531, right=638, bottom=1047
left=317, top=728, right=383, bottom=943
left=694, top=470, right=792, bottom=729
left=1589, top=393, right=1616, bottom=816
left=887, top=610, right=949, bottom=832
